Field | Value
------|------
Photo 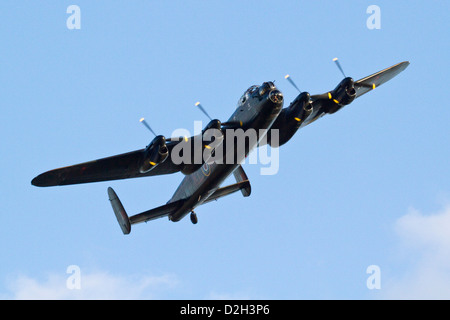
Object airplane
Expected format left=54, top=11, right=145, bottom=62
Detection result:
left=31, top=59, right=410, bottom=234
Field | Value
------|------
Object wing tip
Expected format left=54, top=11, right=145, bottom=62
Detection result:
left=399, top=60, right=410, bottom=70
left=31, top=171, right=57, bottom=187
left=31, top=176, right=40, bottom=187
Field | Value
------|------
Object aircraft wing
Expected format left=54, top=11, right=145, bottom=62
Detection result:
left=267, top=61, right=410, bottom=147
left=354, top=61, right=410, bottom=98
left=31, top=141, right=183, bottom=187
left=308, top=61, right=410, bottom=121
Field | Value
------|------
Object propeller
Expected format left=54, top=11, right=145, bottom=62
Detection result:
left=195, top=102, right=212, bottom=121
left=333, top=57, right=346, bottom=78
left=284, top=74, right=313, bottom=115
left=284, top=74, right=301, bottom=93
left=333, top=57, right=374, bottom=89
left=139, top=118, right=157, bottom=136
left=140, top=117, right=186, bottom=142
left=195, top=101, right=242, bottom=128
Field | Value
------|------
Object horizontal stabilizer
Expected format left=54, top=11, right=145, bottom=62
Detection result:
left=107, top=187, right=131, bottom=235
left=129, top=200, right=184, bottom=225
left=204, top=180, right=251, bottom=204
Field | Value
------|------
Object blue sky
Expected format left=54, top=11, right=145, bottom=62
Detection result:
left=1, top=1, right=450, bottom=299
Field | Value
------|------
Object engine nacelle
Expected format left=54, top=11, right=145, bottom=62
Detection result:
left=327, top=77, right=356, bottom=114
left=268, top=92, right=312, bottom=147
left=203, top=119, right=222, bottom=134
left=139, top=135, right=169, bottom=173
left=180, top=119, right=223, bottom=175
left=333, top=77, right=356, bottom=105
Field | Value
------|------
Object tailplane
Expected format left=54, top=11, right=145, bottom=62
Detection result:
left=107, top=187, right=184, bottom=234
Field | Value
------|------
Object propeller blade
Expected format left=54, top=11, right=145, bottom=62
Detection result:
left=139, top=118, right=157, bottom=137
left=195, top=102, right=212, bottom=121
left=333, top=57, right=346, bottom=78
left=284, top=74, right=301, bottom=93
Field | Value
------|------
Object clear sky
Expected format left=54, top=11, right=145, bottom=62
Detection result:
left=1, top=1, right=450, bottom=299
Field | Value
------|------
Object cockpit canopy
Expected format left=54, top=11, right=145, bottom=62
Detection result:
left=237, top=85, right=258, bottom=107
left=237, top=82, right=276, bottom=108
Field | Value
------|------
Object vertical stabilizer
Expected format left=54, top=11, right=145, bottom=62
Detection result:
left=233, top=165, right=251, bottom=197
left=107, top=187, right=131, bottom=234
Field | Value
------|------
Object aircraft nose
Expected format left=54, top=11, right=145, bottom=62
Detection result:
left=269, top=90, right=283, bottom=104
